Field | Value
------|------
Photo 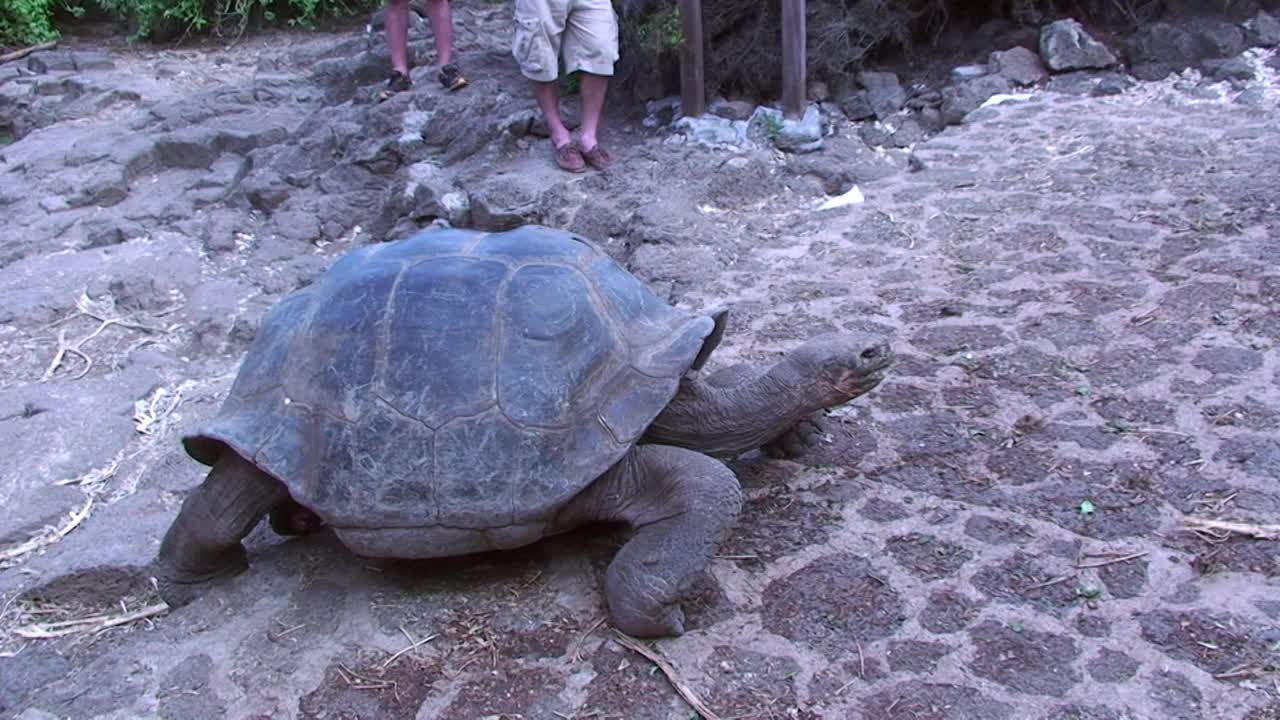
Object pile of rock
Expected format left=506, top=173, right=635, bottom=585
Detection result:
left=658, top=10, right=1279, bottom=154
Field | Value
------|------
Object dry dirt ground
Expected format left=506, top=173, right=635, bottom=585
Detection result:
left=1, top=4, right=1279, bottom=719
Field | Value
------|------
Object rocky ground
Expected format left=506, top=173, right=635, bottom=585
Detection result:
left=2, top=3, right=1280, bottom=719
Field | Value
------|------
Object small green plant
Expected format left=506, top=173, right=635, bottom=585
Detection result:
left=762, top=111, right=784, bottom=139
left=1, top=0, right=80, bottom=46
left=559, top=69, right=581, bottom=96
left=632, top=5, right=682, bottom=53
left=87, top=0, right=374, bottom=41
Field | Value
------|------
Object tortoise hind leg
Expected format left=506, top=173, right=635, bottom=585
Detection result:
left=154, top=451, right=287, bottom=607
left=556, top=445, right=743, bottom=637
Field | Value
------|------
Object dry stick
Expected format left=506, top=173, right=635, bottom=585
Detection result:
left=1074, top=551, right=1148, bottom=569
left=379, top=630, right=437, bottom=672
left=14, top=602, right=168, bottom=639
left=1023, top=575, right=1071, bottom=592
left=0, top=496, right=94, bottom=563
left=571, top=616, right=607, bottom=662
left=1214, top=664, right=1260, bottom=680
left=0, top=41, right=56, bottom=64
left=612, top=631, right=723, bottom=720
left=1185, top=517, right=1280, bottom=540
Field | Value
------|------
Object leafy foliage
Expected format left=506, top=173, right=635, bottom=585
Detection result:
left=1, top=0, right=78, bottom=46
left=1, top=0, right=377, bottom=47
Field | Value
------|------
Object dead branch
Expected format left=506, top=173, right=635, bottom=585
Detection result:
left=0, top=41, right=56, bottom=64
left=612, top=631, right=723, bottom=720
left=1185, top=517, right=1280, bottom=541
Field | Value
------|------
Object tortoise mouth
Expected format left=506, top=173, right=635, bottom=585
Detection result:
left=835, top=367, right=889, bottom=397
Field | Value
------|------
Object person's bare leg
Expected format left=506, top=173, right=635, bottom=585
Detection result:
left=577, top=72, right=608, bottom=151
left=385, top=0, right=410, bottom=76
left=424, top=0, right=454, bottom=67
left=534, top=80, right=573, bottom=149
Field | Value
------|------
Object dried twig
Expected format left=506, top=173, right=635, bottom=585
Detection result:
left=1022, top=575, right=1071, bottom=592
left=337, top=663, right=396, bottom=691
left=0, top=497, right=94, bottom=564
left=13, top=602, right=168, bottom=638
left=1074, top=551, right=1148, bottom=569
left=571, top=616, right=607, bottom=662
left=612, top=631, right=723, bottom=720
left=0, top=41, right=56, bottom=64
left=1214, top=664, right=1262, bottom=681
left=379, top=628, right=437, bottom=671
left=1185, top=517, right=1280, bottom=541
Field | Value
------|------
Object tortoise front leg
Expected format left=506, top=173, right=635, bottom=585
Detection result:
left=557, top=445, right=742, bottom=637
left=154, top=452, right=288, bottom=607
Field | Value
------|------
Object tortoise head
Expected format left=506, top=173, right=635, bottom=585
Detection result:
left=785, top=332, right=894, bottom=406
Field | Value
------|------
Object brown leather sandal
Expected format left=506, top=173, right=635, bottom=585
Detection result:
left=553, top=142, right=587, bottom=173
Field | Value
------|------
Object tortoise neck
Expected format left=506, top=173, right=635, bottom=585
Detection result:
left=646, top=359, right=820, bottom=457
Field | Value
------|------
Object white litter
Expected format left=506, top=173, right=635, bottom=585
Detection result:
left=818, top=185, right=865, bottom=210
left=980, top=92, right=1034, bottom=108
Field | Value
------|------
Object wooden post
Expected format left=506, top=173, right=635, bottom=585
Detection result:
left=781, top=0, right=806, bottom=119
left=678, top=0, right=705, bottom=117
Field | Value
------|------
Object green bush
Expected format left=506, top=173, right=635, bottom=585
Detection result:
left=1, top=0, right=377, bottom=48
left=97, top=0, right=377, bottom=40
left=1, top=0, right=79, bottom=47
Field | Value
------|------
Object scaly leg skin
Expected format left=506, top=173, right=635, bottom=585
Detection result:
left=154, top=452, right=288, bottom=607
left=647, top=333, right=893, bottom=458
left=702, top=362, right=825, bottom=459
left=556, top=445, right=743, bottom=637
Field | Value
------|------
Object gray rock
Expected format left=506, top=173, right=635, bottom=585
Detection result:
left=675, top=114, right=749, bottom=149
left=709, top=98, right=756, bottom=121
left=1040, top=19, right=1117, bottom=71
left=1192, top=20, right=1245, bottom=59
left=859, top=71, right=907, bottom=119
left=1091, top=75, right=1134, bottom=96
left=1235, top=87, right=1266, bottom=106
left=468, top=177, right=544, bottom=231
left=990, top=46, right=1049, bottom=86
left=1247, top=11, right=1280, bottom=47
left=1200, top=57, right=1255, bottom=82
left=70, top=51, right=115, bottom=71
left=941, top=75, right=1014, bottom=125
left=240, top=171, right=290, bottom=212
left=747, top=105, right=823, bottom=154
left=1269, top=53, right=1280, bottom=71
left=439, top=191, right=471, bottom=227
left=951, top=65, right=990, bottom=81
left=269, top=209, right=323, bottom=245
left=71, top=216, right=142, bottom=249
left=26, top=52, right=75, bottom=74
left=917, top=106, right=946, bottom=133
left=839, top=91, right=875, bottom=121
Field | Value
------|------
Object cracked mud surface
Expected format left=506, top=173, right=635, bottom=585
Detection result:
left=2, top=4, right=1280, bottom=719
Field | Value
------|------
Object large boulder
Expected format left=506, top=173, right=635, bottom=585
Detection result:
left=941, top=75, right=1014, bottom=125
left=858, top=71, right=907, bottom=120
left=1123, top=23, right=1203, bottom=81
left=1039, top=19, right=1117, bottom=71
left=990, top=47, right=1049, bottom=86
left=1246, top=11, right=1280, bottom=47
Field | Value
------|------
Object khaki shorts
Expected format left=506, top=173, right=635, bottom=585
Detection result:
left=512, top=0, right=619, bottom=82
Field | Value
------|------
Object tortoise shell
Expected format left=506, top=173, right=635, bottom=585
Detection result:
left=183, top=225, right=718, bottom=545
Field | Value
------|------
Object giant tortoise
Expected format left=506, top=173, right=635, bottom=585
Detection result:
left=155, top=225, right=892, bottom=637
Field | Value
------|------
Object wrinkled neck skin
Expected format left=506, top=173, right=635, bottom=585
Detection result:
left=646, top=358, right=829, bottom=458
